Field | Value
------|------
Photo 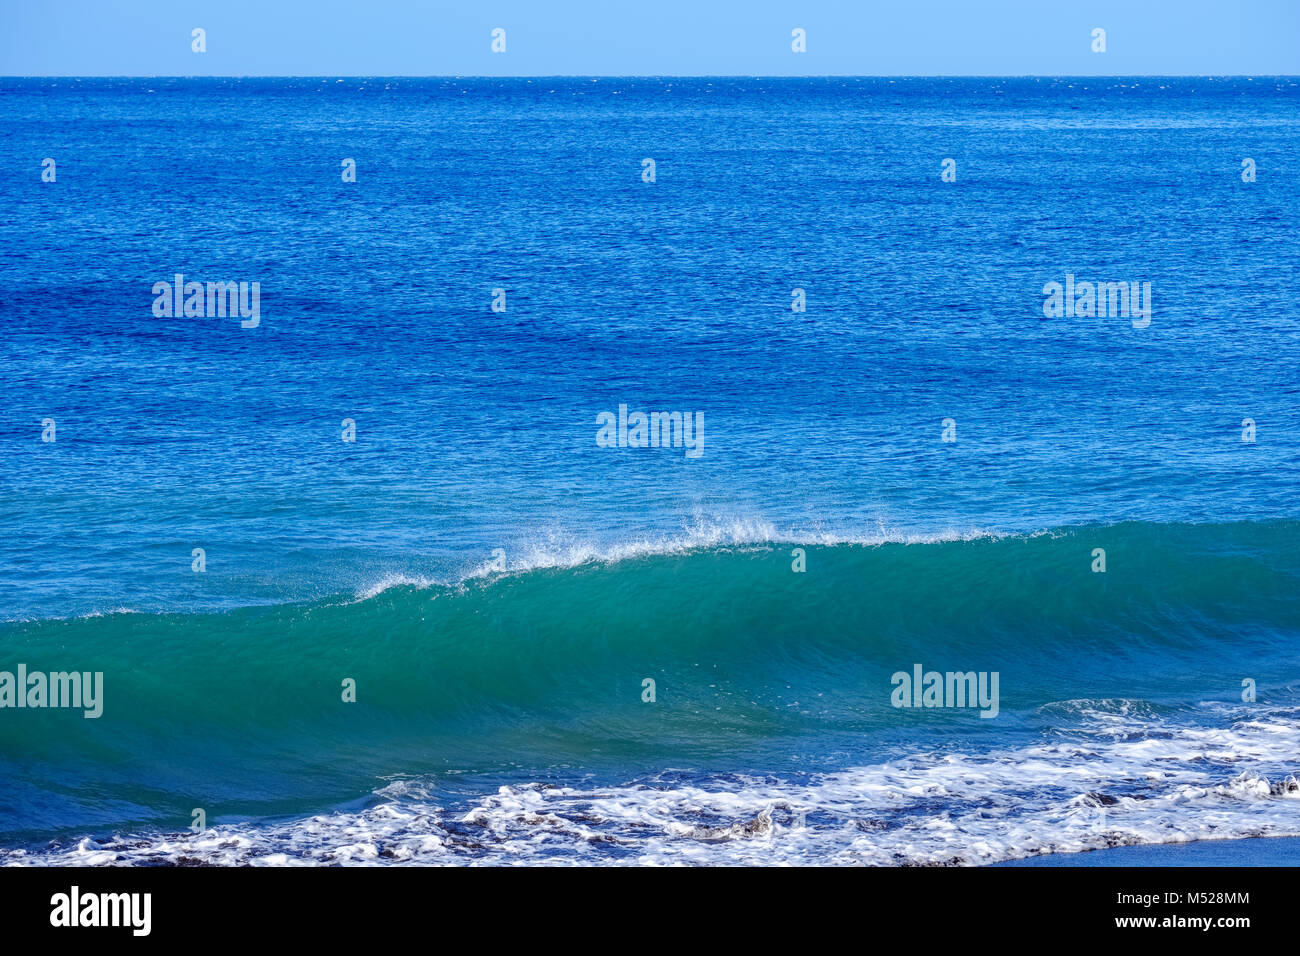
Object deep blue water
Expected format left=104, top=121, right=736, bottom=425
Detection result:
left=0, top=77, right=1298, bottom=865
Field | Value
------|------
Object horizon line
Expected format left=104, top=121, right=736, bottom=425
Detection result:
left=4, top=73, right=1298, bottom=80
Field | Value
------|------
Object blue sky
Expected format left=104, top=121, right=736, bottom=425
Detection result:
left=2, top=0, right=1297, bottom=76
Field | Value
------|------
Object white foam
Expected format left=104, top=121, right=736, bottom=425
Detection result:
left=351, top=573, right=439, bottom=602
left=353, top=514, right=1011, bottom=602
left=2, top=606, right=143, bottom=625
left=8, top=700, right=1299, bottom=867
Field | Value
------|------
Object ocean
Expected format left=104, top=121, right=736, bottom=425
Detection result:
left=1, top=76, right=1298, bottom=865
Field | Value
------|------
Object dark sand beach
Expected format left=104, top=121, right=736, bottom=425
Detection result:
left=995, top=837, right=1300, bottom=867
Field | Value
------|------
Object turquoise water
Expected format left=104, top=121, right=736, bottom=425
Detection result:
left=1, top=78, right=1299, bottom=864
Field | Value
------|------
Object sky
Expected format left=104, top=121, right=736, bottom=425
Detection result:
left=1, top=0, right=1298, bottom=76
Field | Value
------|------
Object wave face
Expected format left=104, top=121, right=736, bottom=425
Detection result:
left=3, top=520, right=1299, bottom=864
